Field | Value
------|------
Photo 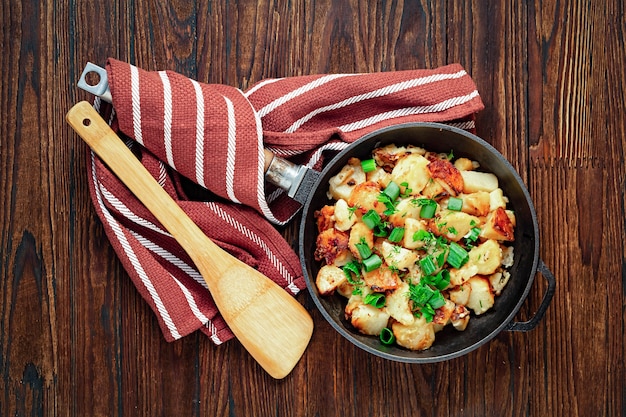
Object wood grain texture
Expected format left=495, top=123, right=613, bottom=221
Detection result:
left=1, top=0, right=624, bottom=416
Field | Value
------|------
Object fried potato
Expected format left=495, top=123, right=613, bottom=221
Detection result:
left=392, top=317, right=436, bottom=350
left=390, top=153, right=431, bottom=194
left=460, top=170, right=499, bottom=193
left=328, top=157, right=366, bottom=201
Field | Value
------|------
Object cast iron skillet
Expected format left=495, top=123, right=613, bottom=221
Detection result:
left=298, top=122, right=556, bottom=363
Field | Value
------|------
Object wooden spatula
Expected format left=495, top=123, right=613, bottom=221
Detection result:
left=66, top=101, right=313, bottom=379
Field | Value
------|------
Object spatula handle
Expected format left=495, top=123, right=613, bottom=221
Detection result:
left=66, top=101, right=221, bottom=275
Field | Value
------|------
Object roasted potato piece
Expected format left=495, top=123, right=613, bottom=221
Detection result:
left=489, top=188, right=508, bottom=211
left=460, top=170, right=499, bottom=193
left=432, top=210, right=481, bottom=242
left=488, top=271, right=511, bottom=295
left=350, top=303, right=391, bottom=336
left=449, top=263, right=479, bottom=287
left=345, top=293, right=364, bottom=318
left=362, top=266, right=400, bottom=291
left=381, top=240, right=418, bottom=270
left=336, top=280, right=355, bottom=298
left=388, top=198, right=422, bottom=227
left=314, top=228, right=350, bottom=265
left=348, top=181, right=385, bottom=215
left=327, top=157, right=366, bottom=200
left=480, top=207, right=515, bottom=241
left=403, top=218, right=428, bottom=250
left=316, top=265, right=348, bottom=296
left=448, top=284, right=471, bottom=306
left=427, top=157, right=464, bottom=196
left=383, top=281, right=415, bottom=325
left=454, top=157, right=478, bottom=171
left=467, top=239, right=503, bottom=275
left=392, top=317, right=436, bottom=351
left=391, top=153, right=431, bottom=194
left=333, top=199, right=356, bottom=231
left=348, top=222, right=374, bottom=260
left=502, top=246, right=514, bottom=268
left=420, top=178, right=446, bottom=198
left=366, top=167, right=392, bottom=188
left=459, top=191, right=491, bottom=217
left=466, top=276, right=495, bottom=315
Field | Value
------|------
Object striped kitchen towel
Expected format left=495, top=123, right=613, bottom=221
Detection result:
left=88, top=58, right=484, bottom=343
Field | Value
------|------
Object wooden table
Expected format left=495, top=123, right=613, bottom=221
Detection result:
left=2, top=1, right=624, bottom=415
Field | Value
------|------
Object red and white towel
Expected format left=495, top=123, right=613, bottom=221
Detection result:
left=88, top=58, right=484, bottom=343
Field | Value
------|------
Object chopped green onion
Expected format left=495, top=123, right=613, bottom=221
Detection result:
left=447, top=242, right=469, bottom=269
left=379, top=327, right=396, bottom=345
left=447, top=197, right=463, bottom=211
left=420, top=303, right=436, bottom=322
left=373, top=224, right=389, bottom=238
left=434, top=269, right=451, bottom=290
left=355, top=242, right=372, bottom=259
left=342, top=261, right=362, bottom=285
left=362, top=254, right=382, bottom=272
left=419, top=255, right=437, bottom=276
left=428, top=291, right=446, bottom=310
left=362, top=210, right=381, bottom=229
left=409, top=282, right=435, bottom=306
left=464, top=227, right=481, bottom=243
left=364, top=293, right=386, bottom=308
left=383, top=181, right=401, bottom=201
left=361, top=158, right=377, bottom=173
left=416, top=198, right=437, bottom=219
left=388, top=227, right=405, bottom=243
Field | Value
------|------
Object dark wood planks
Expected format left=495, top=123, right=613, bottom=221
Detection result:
left=0, top=0, right=624, bottom=416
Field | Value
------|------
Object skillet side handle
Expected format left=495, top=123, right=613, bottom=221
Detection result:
left=505, top=259, right=556, bottom=332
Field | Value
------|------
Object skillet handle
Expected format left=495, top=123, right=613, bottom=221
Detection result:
left=505, top=259, right=556, bottom=332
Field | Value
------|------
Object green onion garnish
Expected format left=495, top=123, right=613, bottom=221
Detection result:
left=435, top=269, right=451, bottom=290
left=362, top=210, right=381, bottom=229
left=416, top=198, right=437, bottom=219
left=447, top=197, right=463, bottom=211
left=419, top=255, right=437, bottom=275
left=421, top=269, right=451, bottom=291
left=447, top=242, right=469, bottom=269
left=388, top=227, right=405, bottom=243
left=361, top=158, right=376, bottom=173
left=364, top=293, right=386, bottom=308
left=342, top=261, right=362, bottom=285
left=379, top=327, right=396, bottom=345
left=465, top=227, right=481, bottom=244
left=428, top=291, right=446, bottom=310
left=355, top=241, right=372, bottom=259
left=410, top=282, right=435, bottom=306
left=362, top=254, right=382, bottom=272
left=383, top=181, right=401, bottom=201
